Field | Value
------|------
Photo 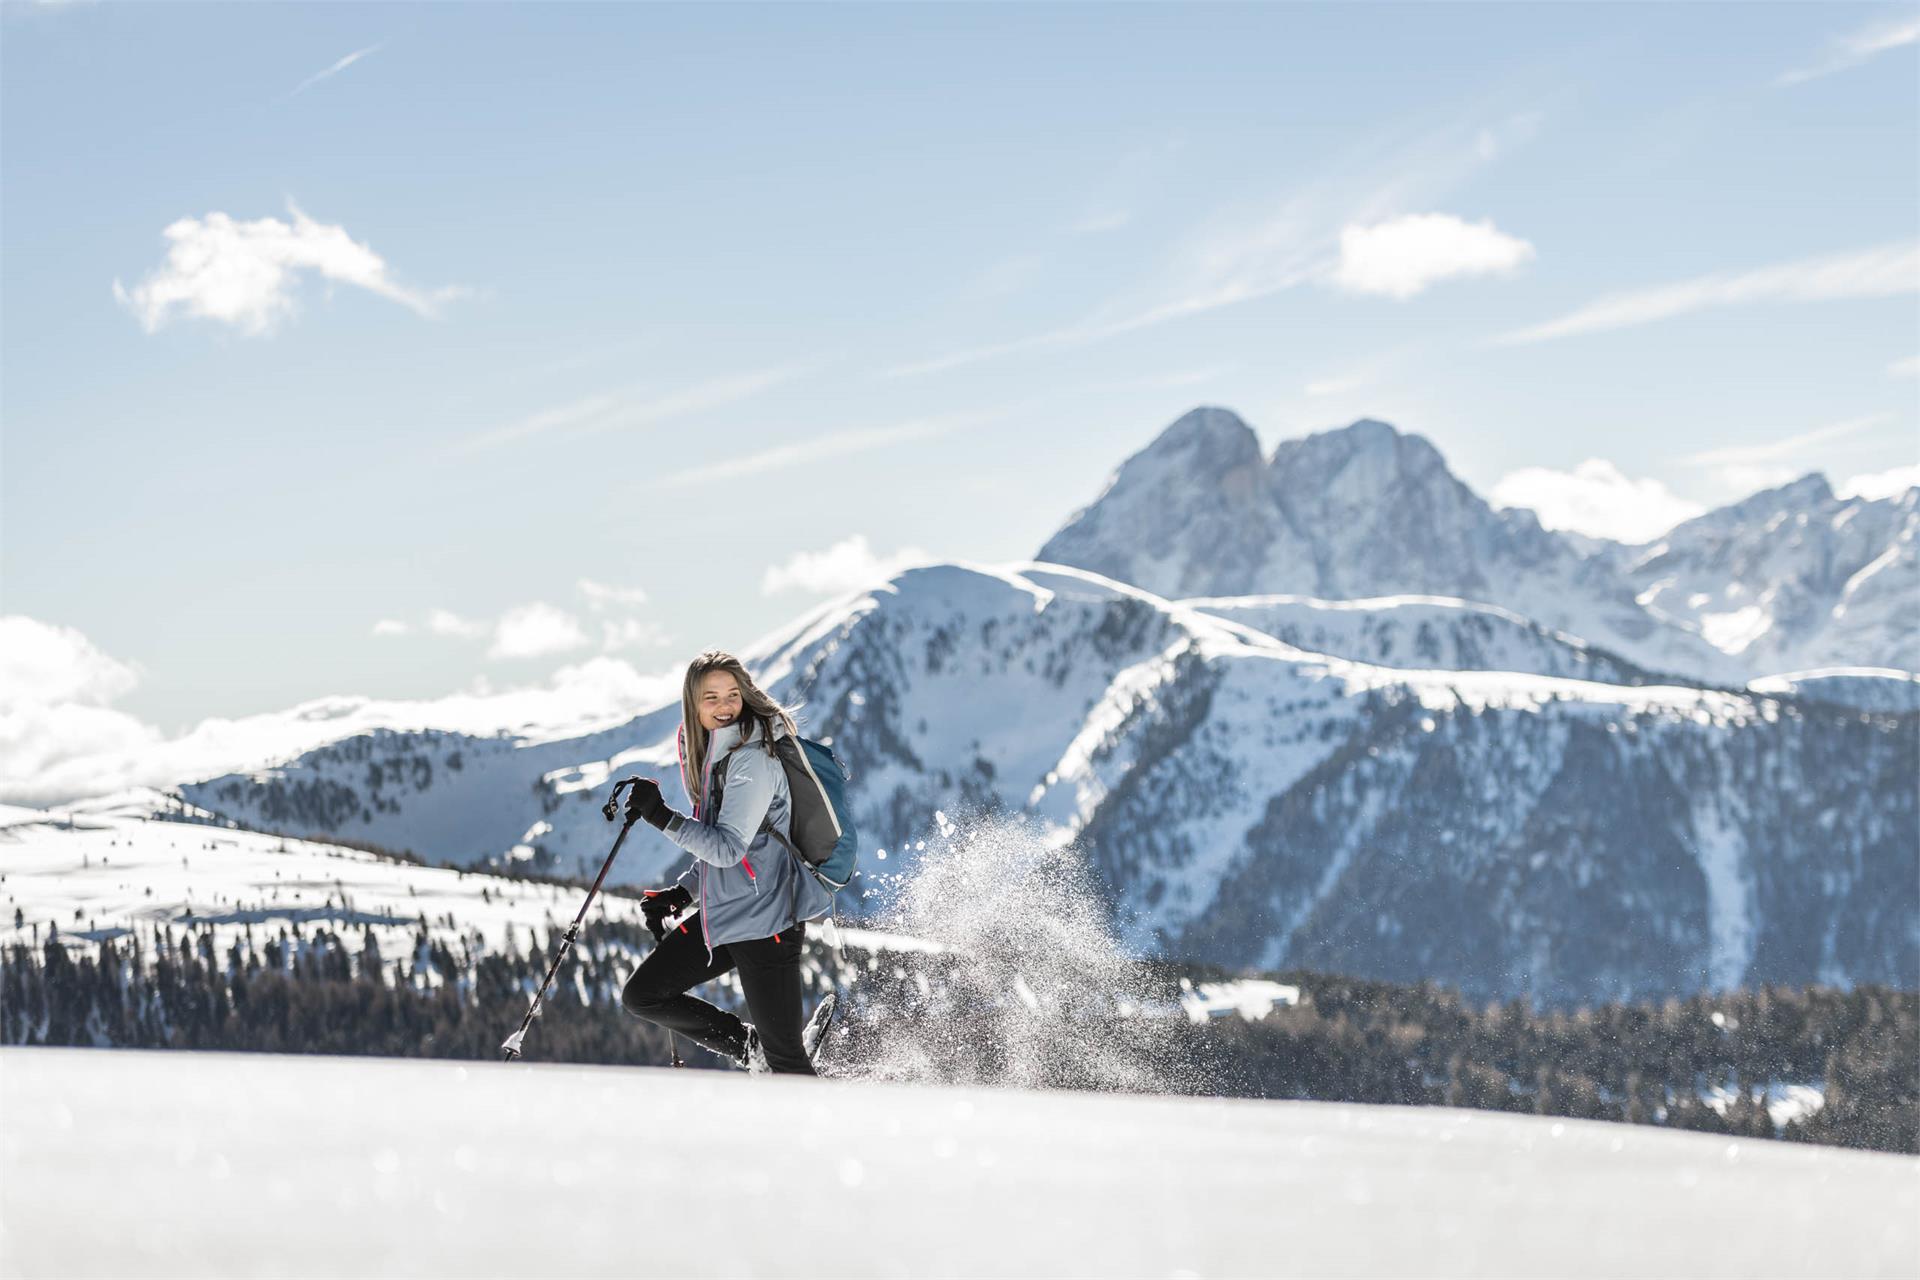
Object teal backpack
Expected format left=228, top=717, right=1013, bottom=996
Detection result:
left=764, top=733, right=860, bottom=892
left=712, top=729, right=859, bottom=894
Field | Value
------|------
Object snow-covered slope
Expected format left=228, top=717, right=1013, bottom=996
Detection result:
left=1179, top=592, right=1654, bottom=682
left=4, top=1045, right=1914, bottom=1279
left=1621, top=478, right=1919, bottom=675
left=179, top=561, right=1919, bottom=1006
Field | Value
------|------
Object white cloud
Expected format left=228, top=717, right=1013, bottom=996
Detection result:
left=114, top=199, right=464, bottom=336
left=1491, top=459, right=1704, bottom=544
left=427, top=609, right=489, bottom=640
left=1777, top=14, right=1920, bottom=86
left=761, top=535, right=934, bottom=596
left=0, top=616, right=682, bottom=808
left=1498, top=240, right=1920, bottom=344
left=884, top=105, right=1551, bottom=378
left=487, top=603, right=589, bottom=661
left=285, top=42, right=382, bottom=98
left=1838, top=464, right=1920, bottom=501
left=404, top=596, right=664, bottom=660
left=1890, top=354, right=1920, bottom=378
left=0, top=616, right=142, bottom=709
left=1331, top=212, right=1535, bottom=299
left=577, top=579, right=648, bottom=611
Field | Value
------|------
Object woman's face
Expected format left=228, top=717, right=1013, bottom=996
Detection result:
left=695, top=670, right=744, bottom=732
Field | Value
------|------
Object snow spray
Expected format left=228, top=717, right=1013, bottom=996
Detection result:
left=822, top=805, right=1223, bottom=1095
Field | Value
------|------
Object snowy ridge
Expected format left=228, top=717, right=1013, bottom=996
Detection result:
left=1748, top=667, right=1920, bottom=712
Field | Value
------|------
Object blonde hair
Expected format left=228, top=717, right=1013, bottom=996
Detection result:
left=677, top=650, right=800, bottom=812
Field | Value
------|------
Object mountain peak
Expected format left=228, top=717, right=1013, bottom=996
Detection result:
left=1268, top=416, right=1449, bottom=485
left=1144, top=406, right=1260, bottom=462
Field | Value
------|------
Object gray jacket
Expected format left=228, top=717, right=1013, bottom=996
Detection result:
left=662, top=715, right=834, bottom=956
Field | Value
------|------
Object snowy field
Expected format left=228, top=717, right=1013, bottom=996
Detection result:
left=3, top=1046, right=1916, bottom=1279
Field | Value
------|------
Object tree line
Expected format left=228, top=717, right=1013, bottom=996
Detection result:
left=3, top=921, right=1911, bottom=1154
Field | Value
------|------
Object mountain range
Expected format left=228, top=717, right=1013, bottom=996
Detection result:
left=1039, top=408, right=1917, bottom=682
left=94, top=406, right=1912, bottom=1006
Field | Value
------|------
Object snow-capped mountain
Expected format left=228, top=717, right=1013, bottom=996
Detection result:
left=1038, top=407, right=1916, bottom=682
left=1617, top=476, right=1919, bottom=675
left=183, top=561, right=1918, bottom=1006
left=1039, top=410, right=1736, bottom=682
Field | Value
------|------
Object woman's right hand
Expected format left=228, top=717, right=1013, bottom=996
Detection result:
left=641, top=884, right=693, bottom=942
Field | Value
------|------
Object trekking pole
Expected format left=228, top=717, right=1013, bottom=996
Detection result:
left=500, top=778, right=646, bottom=1062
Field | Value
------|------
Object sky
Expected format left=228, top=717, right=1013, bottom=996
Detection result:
left=2, top=1, right=1917, bottom=793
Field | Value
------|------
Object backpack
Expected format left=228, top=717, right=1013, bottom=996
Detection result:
left=711, top=729, right=859, bottom=893
left=765, top=734, right=860, bottom=892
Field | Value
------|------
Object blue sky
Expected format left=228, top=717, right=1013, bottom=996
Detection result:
left=2, top=1, right=1916, bottom=781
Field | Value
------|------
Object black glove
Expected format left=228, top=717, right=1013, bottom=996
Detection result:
left=641, top=884, right=693, bottom=943
left=623, top=777, right=675, bottom=831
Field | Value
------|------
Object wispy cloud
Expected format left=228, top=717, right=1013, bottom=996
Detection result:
left=1680, top=412, right=1894, bottom=497
left=656, top=412, right=983, bottom=488
left=114, top=198, right=464, bottom=336
left=459, top=360, right=816, bottom=454
left=1890, top=354, right=1920, bottom=378
left=284, top=42, right=383, bottom=99
left=1331, top=212, right=1535, bottom=299
left=761, top=534, right=935, bottom=596
left=886, top=103, right=1549, bottom=378
left=1776, top=13, right=1920, bottom=86
left=1496, top=240, right=1920, bottom=345
left=385, top=579, right=668, bottom=660
left=1679, top=413, right=1892, bottom=469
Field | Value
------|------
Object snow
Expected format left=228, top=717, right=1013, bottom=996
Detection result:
left=4, top=1046, right=1915, bottom=1278
left=1689, top=801, right=1757, bottom=991
left=1178, top=978, right=1301, bottom=1023
left=1700, top=605, right=1772, bottom=654
left=1749, top=667, right=1920, bottom=712
left=0, top=797, right=658, bottom=979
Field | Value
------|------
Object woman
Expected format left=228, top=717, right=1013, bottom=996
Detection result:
left=619, top=650, right=834, bottom=1075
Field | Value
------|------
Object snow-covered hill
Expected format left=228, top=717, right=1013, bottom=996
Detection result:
left=3, top=1045, right=1913, bottom=1279
left=178, top=562, right=1918, bottom=1006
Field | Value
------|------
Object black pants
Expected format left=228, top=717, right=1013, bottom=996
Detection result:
left=620, top=915, right=815, bottom=1075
